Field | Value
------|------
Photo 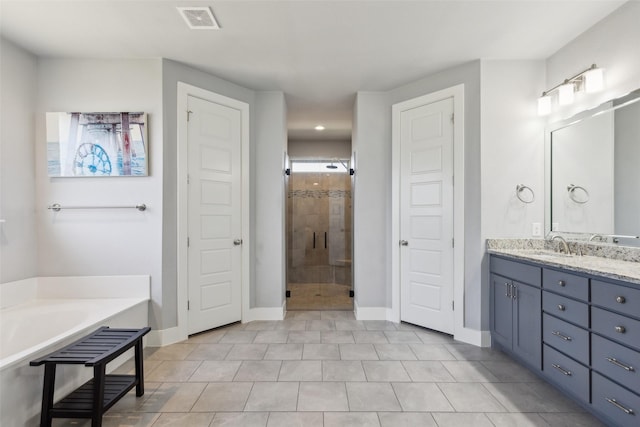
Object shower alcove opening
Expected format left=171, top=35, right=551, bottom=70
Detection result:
left=286, top=160, right=353, bottom=310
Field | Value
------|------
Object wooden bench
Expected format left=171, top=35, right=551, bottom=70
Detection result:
left=30, top=326, right=151, bottom=427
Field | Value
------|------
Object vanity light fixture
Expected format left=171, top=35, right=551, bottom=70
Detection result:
left=314, top=125, right=325, bottom=131
left=537, top=64, right=604, bottom=115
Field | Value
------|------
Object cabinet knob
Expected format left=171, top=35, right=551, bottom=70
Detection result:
left=615, top=326, right=626, bottom=334
left=558, top=280, right=566, bottom=287
left=616, top=296, right=626, bottom=304
left=557, top=304, right=566, bottom=311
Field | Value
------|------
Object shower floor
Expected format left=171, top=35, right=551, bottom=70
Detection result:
left=286, top=283, right=353, bottom=311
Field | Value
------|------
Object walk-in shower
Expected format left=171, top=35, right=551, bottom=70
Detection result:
left=286, top=159, right=353, bottom=310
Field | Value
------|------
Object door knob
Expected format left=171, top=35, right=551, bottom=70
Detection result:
left=233, top=239, right=243, bottom=246
left=400, top=240, right=409, bottom=246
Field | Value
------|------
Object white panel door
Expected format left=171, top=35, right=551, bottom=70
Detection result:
left=400, top=97, right=454, bottom=334
left=188, top=95, right=242, bottom=334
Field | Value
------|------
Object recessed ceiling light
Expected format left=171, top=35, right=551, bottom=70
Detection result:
left=177, top=7, right=220, bottom=30
left=314, top=125, right=325, bottom=131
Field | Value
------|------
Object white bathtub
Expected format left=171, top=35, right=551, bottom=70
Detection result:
left=0, top=276, right=150, bottom=427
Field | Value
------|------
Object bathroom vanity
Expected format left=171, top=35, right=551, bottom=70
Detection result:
left=489, top=247, right=640, bottom=427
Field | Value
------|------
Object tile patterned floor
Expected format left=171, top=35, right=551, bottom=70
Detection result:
left=51, top=311, right=604, bottom=427
left=286, top=284, right=353, bottom=310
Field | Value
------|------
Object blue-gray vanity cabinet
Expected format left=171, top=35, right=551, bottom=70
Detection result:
left=592, top=372, right=640, bottom=427
left=490, top=257, right=541, bottom=369
left=542, top=290, right=589, bottom=326
left=542, top=313, right=589, bottom=364
left=591, top=334, right=640, bottom=393
left=543, top=344, right=590, bottom=402
left=490, top=254, right=640, bottom=426
left=592, top=279, right=640, bottom=320
left=542, top=268, right=589, bottom=301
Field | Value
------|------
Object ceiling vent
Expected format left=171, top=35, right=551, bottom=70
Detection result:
left=177, top=6, right=220, bottom=30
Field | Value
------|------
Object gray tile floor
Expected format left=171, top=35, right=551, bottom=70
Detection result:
left=52, top=311, right=604, bottom=427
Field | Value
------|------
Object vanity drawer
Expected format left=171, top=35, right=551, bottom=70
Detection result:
left=543, top=313, right=589, bottom=364
left=592, top=307, right=640, bottom=351
left=543, top=291, right=588, bottom=326
left=543, top=269, right=588, bottom=302
left=491, top=257, right=541, bottom=287
left=592, top=280, right=640, bottom=319
left=592, top=334, right=640, bottom=392
left=542, top=344, right=589, bottom=403
left=592, top=372, right=640, bottom=427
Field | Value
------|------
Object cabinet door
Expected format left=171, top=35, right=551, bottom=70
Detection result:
left=513, top=282, right=542, bottom=369
left=491, top=274, right=513, bottom=349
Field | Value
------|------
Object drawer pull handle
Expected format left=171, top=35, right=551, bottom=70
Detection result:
left=615, top=326, right=626, bottom=334
left=616, top=296, right=626, bottom=304
left=551, top=331, right=572, bottom=341
left=606, top=357, right=635, bottom=372
left=558, top=280, right=566, bottom=287
left=551, top=363, right=572, bottom=376
left=605, top=398, right=635, bottom=415
left=557, top=304, right=566, bottom=311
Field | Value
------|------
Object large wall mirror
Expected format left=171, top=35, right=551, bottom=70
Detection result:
left=545, top=88, right=640, bottom=247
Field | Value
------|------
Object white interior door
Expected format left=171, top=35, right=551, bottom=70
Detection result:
left=399, top=97, right=455, bottom=334
left=187, top=95, right=242, bottom=335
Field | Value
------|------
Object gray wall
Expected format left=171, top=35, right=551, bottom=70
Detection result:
left=34, top=58, right=165, bottom=327
left=388, top=60, right=483, bottom=329
left=352, top=92, right=391, bottom=308
left=480, top=60, right=546, bottom=331
left=254, top=92, right=288, bottom=308
left=161, top=59, right=256, bottom=327
left=3, top=52, right=289, bottom=332
left=0, top=38, right=38, bottom=283
left=288, top=140, right=351, bottom=160
left=351, top=61, right=483, bottom=329
left=546, top=1, right=640, bottom=122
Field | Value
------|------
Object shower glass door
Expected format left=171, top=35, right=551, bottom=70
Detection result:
left=286, top=160, right=353, bottom=310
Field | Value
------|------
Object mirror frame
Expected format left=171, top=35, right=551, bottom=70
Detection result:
left=544, top=88, right=640, bottom=242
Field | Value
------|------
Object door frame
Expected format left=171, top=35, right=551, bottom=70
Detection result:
left=177, top=82, right=250, bottom=340
left=391, top=84, right=465, bottom=340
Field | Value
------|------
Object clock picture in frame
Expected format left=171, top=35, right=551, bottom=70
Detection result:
left=46, top=112, right=148, bottom=177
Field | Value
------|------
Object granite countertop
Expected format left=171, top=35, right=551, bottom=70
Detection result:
left=487, top=239, right=640, bottom=285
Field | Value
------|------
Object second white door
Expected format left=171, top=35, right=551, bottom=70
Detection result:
left=399, top=97, right=455, bottom=334
left=187, top=95, right=243, bottom=335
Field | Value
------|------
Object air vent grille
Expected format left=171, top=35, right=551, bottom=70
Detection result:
left=177, top=7, right=220, bottom=30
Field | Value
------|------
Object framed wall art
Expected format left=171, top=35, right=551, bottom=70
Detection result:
left=46, top=112, right=148, bottom=177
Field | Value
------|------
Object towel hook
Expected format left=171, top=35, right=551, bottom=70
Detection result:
left=516, top=184, right=535, bottom=204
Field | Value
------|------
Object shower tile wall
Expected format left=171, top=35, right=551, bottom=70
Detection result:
left=287, top=172, right=352, bottom=285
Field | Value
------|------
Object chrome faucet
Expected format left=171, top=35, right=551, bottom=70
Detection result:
left=551, top=235, right=571, bottom=255
left=589, top=234, right=604, bottom=242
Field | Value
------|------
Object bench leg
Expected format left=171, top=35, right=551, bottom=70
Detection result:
left=92, top=364, right=105, bottom=427
left=134, top=339, right=144, bottom=396
left=40, top=364, right=56, bottom=427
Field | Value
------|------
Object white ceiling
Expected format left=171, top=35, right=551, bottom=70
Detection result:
left=0, top=0, right=626, bottom=140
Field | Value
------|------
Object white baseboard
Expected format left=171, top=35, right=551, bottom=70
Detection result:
left=354, top=302, right=389, bottom=320
left=243, top=304, right=285, bottom=322
left=147, top=326, right=183, bottom=347
left=454, top=328, right=491, bottom=347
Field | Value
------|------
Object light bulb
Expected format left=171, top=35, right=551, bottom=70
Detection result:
left=584, top=67, right=604, bottom=93
left=537, top=94, right=551, bottom=116
left=558, top=83, right=575, bottom=105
